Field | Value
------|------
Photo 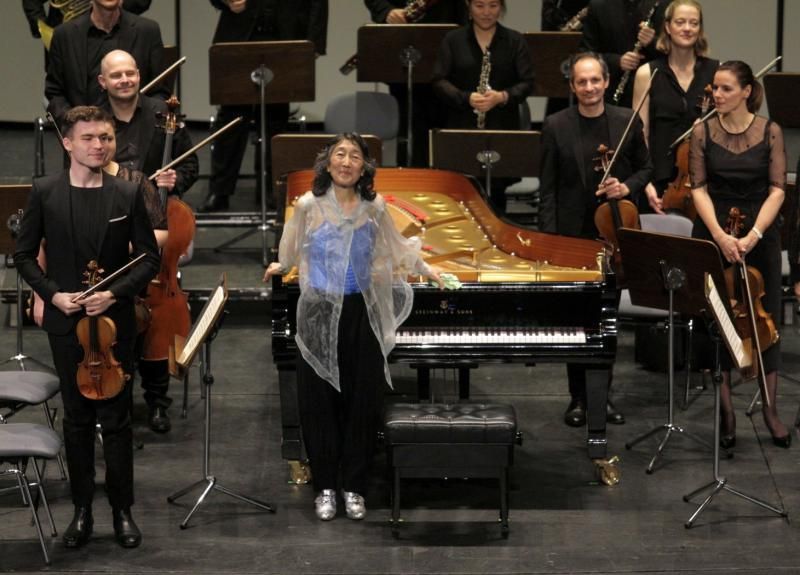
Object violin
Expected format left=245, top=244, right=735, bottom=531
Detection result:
left=142, top=95, right=195, bottom=362
left=75, top=261, right=127, bottom=400
left=722, top=207, right=779, bottom=396
left=661, top=84, right=714, bottom=220
left=593, top=144, right=640, bottom=278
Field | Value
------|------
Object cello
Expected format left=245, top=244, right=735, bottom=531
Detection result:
left=722, top=207, right=778, bottom=403
left=141, top=96, right=195, bottom=362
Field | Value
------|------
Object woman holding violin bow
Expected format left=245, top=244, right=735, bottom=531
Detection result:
left=689, top=60, right=790, bottom=449
left=632, top=0, right=717, bottom=216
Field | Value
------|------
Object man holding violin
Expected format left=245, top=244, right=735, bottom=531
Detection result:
left=14, top=106, right=160, bottom=549
left=99, top=49, right=199, bottom=434
left=539, top=52, right=652, bottom=427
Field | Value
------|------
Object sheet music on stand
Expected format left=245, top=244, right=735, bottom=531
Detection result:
left=170, top=273, right=228, bottom=378
left=704, top=273, right=751, bottom=371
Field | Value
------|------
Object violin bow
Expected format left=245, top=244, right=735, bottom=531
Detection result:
left=598, top=68, right=658, bottom=187
left=149, top=116, right=243, bottom=180
left=669, top=55, right=782, bottom=150
left=71, top=253, right=147, bottom=303
left=140, top=56, right=187, bottom=95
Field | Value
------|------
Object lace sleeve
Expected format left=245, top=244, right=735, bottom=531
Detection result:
left=768, top=121, right=786, bottom=190
left=688, top=122, right=707, bottom=189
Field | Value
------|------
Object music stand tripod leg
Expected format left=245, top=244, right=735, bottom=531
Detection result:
left=683, top=332, right=787, bottom=528
left=626, top=277, right=713, bottom=473
left=1, top=269, right=52, bottom=371
left=166, top=327, right=274, bottom=528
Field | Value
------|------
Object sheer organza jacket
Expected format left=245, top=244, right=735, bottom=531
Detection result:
left=276, top=188, right=433, bottom=391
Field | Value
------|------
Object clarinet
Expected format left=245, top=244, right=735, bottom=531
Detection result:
left=611, top=1, right=661, bottom=104
left=560, top=6, right=589, bottom=31
left=476, top=50, right=492, bottom=129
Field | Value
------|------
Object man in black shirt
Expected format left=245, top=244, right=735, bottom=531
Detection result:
left=539, top=52, right=652, bottom=427
left=99, top=49, right=198, bottom=433
left=200, top=0, right=328, bottom=212
left=44, top=0, right=167, bottom=125
left=15, top=106, right=159, bottom=549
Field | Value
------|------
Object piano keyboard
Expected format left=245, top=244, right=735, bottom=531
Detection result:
left=396, top=327, right=587, bottom=345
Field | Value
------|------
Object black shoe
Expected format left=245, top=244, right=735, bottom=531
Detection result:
left=606, top=400, right=625, bottom=425
left=564, top=398, right=586, bottom=427
left=199, top=193, right=229, bottom=212
left=720, top=413, right=736, bottom=450
left=112, top=508, right=142, bottom=548
left=772, top=433, right=792, bottom=449
left=148, top=406, right=171, bottom=434
left=63, top=505, right=93, bottom=548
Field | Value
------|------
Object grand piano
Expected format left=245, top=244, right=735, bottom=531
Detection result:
left=271, top=168, right=618, bottom=478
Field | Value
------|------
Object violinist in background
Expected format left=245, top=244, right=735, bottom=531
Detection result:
left=632, top=0, right=717, bottom=214
left=689, top=61, right=790, bottom=449
left=99, top=49, right=198, bottom=434
left=14, top=106, right=159, bottom=549
left=539, top=52, right=652, bottom=427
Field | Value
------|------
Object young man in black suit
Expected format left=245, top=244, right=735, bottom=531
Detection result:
left=538, top=52, right=652, bottom=427
left=15, top=106, right=160, bottom=549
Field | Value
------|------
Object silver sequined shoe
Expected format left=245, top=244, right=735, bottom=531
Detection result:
left=314, top=489, right=337, bottom=521
left=342, top=491, right=366, bottom=520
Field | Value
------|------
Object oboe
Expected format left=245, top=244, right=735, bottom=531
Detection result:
left=476, top=50, right=492, bottom=129
left=611, top=1, right=661, bottom=104
left=561, top=6, right=589, bottom=31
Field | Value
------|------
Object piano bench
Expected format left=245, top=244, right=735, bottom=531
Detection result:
left=383, top=402, right=519, bottom=538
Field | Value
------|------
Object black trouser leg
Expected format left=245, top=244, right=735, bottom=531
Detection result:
left=139, top=359, right=172, bottom=410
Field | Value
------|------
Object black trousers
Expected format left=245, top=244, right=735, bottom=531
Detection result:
left=48, top=331, right=136, bottom=509
left=297, top=294, right=386, bottom=494
left=209, top=103, right=290, bottom=200
left=139, top=358, right=171, bottom=409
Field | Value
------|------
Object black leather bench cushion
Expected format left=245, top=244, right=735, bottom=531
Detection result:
left=384, top=403, right=517, bottom=445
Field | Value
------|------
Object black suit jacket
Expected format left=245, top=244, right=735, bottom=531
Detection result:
left=23, top=0, right=152, bottom=38
left=45, top=10, right=166, bottom=123
left=538, top=105, right=653, bottom=237
left=15, top=172, right=160, bottom=337
left=105, top=94, right=199, bottom=198
left=210, top=0, right=328, bottom=55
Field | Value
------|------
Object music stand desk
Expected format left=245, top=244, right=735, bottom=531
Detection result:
left=430, top=129, right=540, bottom=178
left=524, top=32, right=582, bottom=99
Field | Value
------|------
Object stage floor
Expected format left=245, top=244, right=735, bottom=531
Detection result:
left=1, top=122, right=800, bottom=574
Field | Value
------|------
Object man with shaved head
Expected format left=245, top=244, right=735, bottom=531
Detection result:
left=99, top=49, right=198, bottom=433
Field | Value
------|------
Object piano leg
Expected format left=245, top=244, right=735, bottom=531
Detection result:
left=585, top=366, right=620, bottom=485
left=277, top=362, right=310, bottom=483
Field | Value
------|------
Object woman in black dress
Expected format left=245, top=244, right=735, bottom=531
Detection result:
left=633, top=0, right=718, bottom=214
left=689, top=61, right=790, bottom=449
left=431, top=0, right=534, bottom=213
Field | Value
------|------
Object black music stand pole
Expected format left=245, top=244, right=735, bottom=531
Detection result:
left=0, top=186, right=51, bottom=371
left=357, top=24, right=457, bottom=168
left=208, top=41, right=316, bottom=266
left=167, top=309, right=274, bottom=528
left=684, top=317, right=787, bottom=528
left=618, top=230, right=721, bottom=473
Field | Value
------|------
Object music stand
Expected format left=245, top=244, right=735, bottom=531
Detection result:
left=357, top=24, right=457, bottom=167
left=684, top=273, right=786, bottom=527
left=764, top=73, right=800, bottom=129
left=524, top=32, right=582, bottom=100
left=0, top=185, right=50, bottom=371
left=208, top=40, right=316, bottom=266
left=618, top=229, right=717, bottom=473
left=429, top=130, right=540, bottom=200
left=167, top=274, right=274, bottom=528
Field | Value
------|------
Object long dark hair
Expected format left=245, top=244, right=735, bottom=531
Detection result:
left=311, top=133, right=377, bottom=200
left=717, top=60, right=763, bottom=113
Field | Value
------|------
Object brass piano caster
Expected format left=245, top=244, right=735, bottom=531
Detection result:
left=287, top=460, right=311, bottom=485
left=593, top=455, right=621, bottom=486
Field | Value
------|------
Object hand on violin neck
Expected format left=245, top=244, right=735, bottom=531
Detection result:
left=52, top=292, right=83, bottom=316
left=81, top=291, right=116, bottom=316
left=596, top=177, right=629, bottom=200
left=155, top=169, right=177, bottom=192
